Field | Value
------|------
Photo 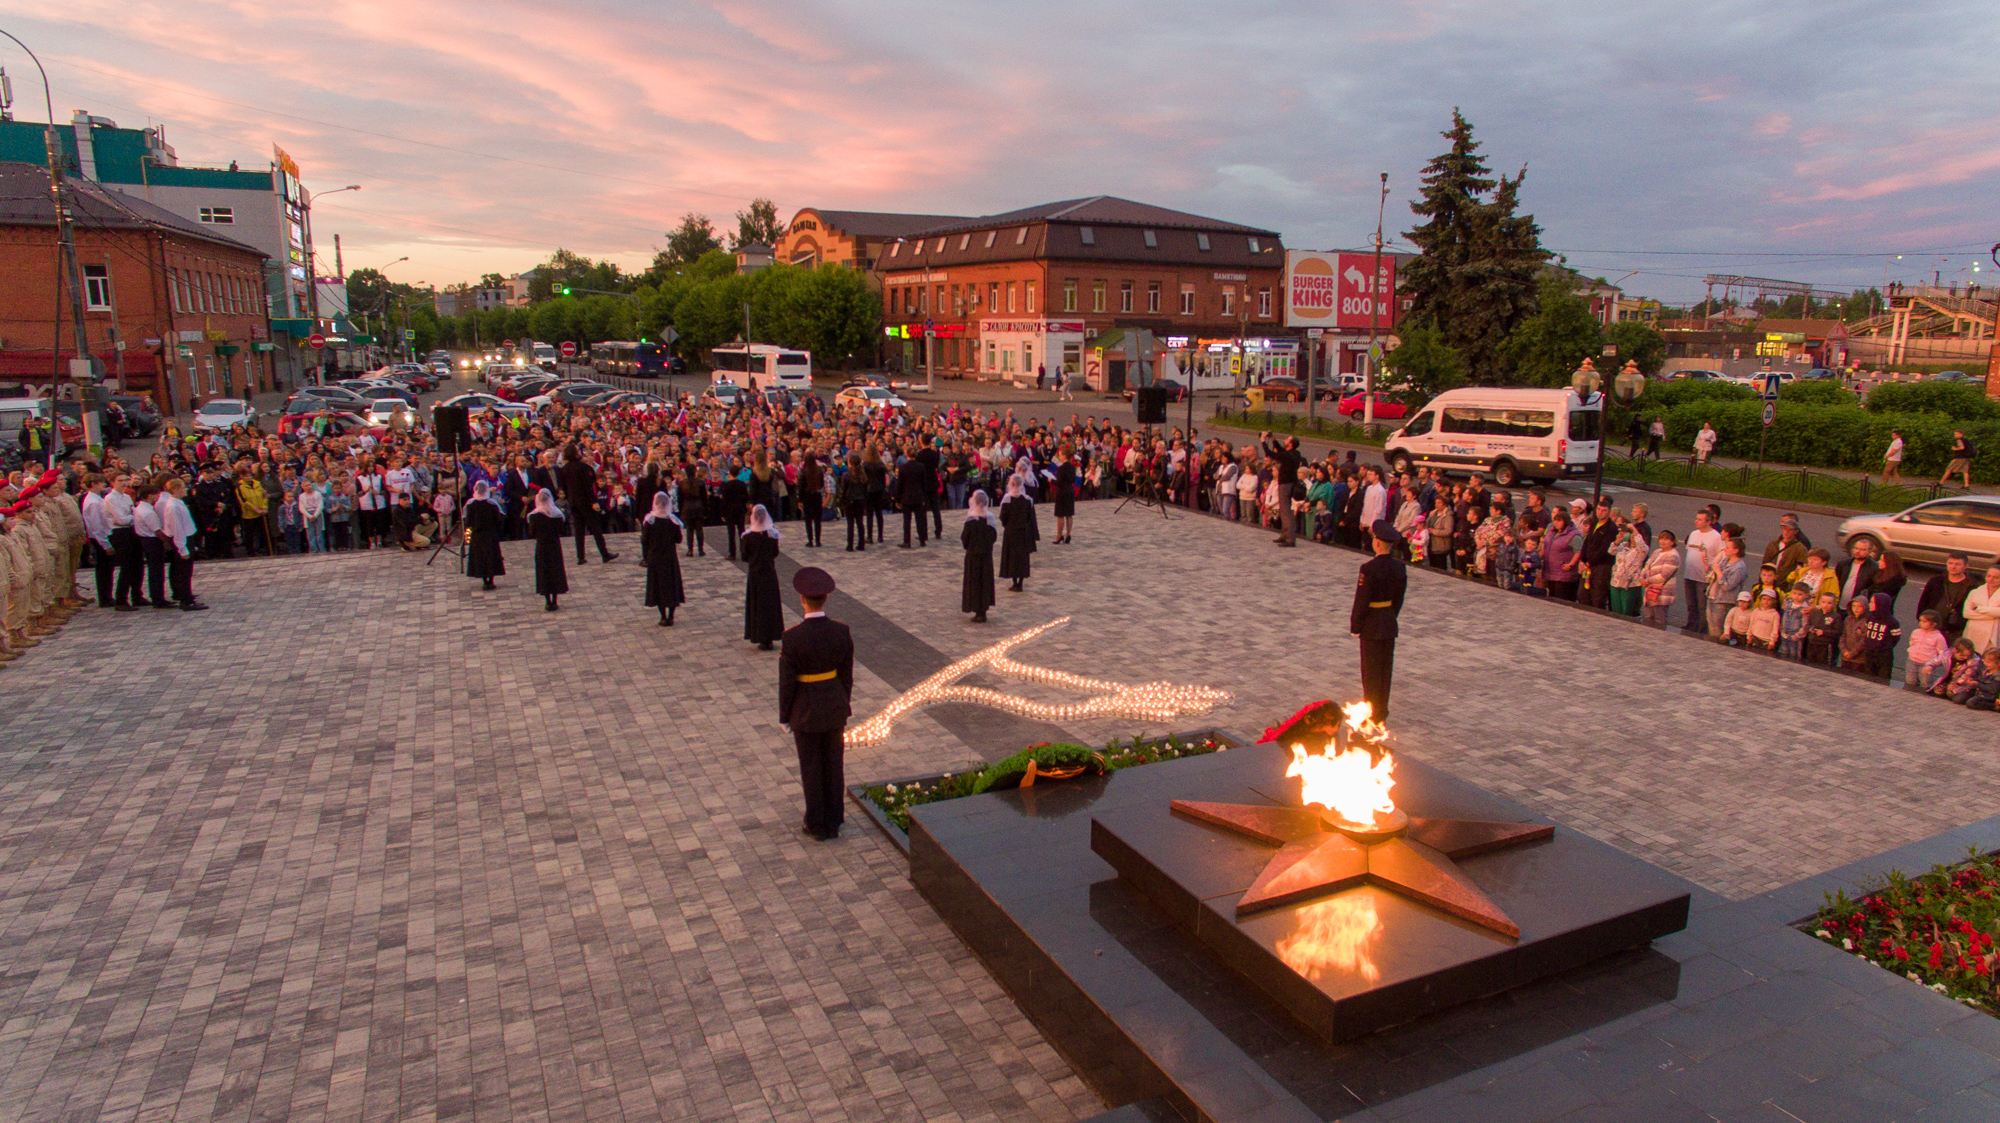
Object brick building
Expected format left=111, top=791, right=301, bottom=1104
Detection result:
left=875, top=196, right=1289, bottom=391
left=775, top=208, right=968, bottom=271
left=0, top=163, right=271, bottom=412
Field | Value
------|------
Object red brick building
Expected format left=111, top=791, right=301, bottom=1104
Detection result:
left=0, top=163, right=271, bottom=412
left=776, top=208, right=968, bottom=271
left=877, top=196, right=1290, bottom=391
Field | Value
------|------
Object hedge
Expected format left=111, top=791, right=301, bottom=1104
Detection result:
left=1863, top=381, right=2000, bottom=423
left=1658, top=400, right=1999, bottom=482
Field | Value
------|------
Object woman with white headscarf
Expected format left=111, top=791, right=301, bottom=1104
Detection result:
left=642, top=490, right=685, bottom=626
left=466, top=479, right=506, bottom=590
left=998, top=473, right=1039, bottom=592
left=961, top=489, right=998, bottom=623
left=741, top=503, right=784, bottom=649
left=528, top=487, right=568, bottom=610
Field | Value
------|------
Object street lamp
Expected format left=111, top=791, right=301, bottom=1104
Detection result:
left=1570, top=358, right=1609, bottom=505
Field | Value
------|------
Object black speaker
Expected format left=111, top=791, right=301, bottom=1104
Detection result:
left=432, top=404, right=472, bottom=453
left=1134, top=385, right=1169, bottom=425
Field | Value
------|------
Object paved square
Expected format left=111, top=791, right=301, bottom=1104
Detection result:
left=0, top=504, right=1991, bottom=1121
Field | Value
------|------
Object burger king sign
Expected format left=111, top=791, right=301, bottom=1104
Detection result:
left=1285, top=249, right=1396, bottom=330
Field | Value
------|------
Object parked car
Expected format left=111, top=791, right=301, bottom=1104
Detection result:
left=1337, top=391, right=1409, bottom=421
left=353, top=384, right=419, bottom=407
left=366, top=400, right=415, bottom=427
left=1662, top=368, right=1724, bottom=381
left=277, top=410, right=386, bottom=441
left=1838, top=496, right=2000, bottom=568
left=1256, top=376, right=1308, bottom=403
left=287, top=386, right=370, bottom=411
left=702, top=383, right=747, bottom=406
left=105, top=394, right=162, bottom=436
left=436, top=392, right=532, bottom=419
left=834, top=385, right=905, bottom=411
left=588, top=391, right=672, bottom=412
left=1931, top=370, right=1975, bottom=383
left=192, top=397, right=257, bottom=431
left=1122, top=379, right=1189, bottom=403
left=528, top=383, right=617, bottom=407
left=0, top=400, right=81, bottom=452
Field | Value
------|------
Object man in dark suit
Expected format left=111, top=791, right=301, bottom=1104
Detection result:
left=914, top=442, right=944, bottom=536
left=897, top=446, right=929, bottom=547
left=557, top=444, right=617, bottom=564
left=1834, top=538, right=1879, bottom=609
left=780, top=567, right=854, bottom=841
left=1260, top=431, right=1303, bottom=546
left=1350, top=520, right=1408, bottom=722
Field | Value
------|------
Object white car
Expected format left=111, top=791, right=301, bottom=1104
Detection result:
left=835, top=385, right=906, bottom=411
left=437, top=392, right=532, bottom=418
left=192, top=397, right=256, bottom=431
left=366, top=400, right=414, bottom=427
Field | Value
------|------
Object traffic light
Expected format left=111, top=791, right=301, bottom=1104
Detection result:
left=560, top=285, right=572, bottom=296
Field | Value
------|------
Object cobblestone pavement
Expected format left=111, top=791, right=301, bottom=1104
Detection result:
left=0, top=504, right=1992, bottom=1121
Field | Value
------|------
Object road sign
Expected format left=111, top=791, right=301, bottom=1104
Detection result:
left=1763, top=402, right=1776, bottom=426
left=502, top=338, right=515, bottom=348
left=560, top=341, right=577, bottom=358
left=403, top=329, right=416, bottom=341
left=1368, top=342, right=1384, bottom=362
left=308, top=334, right=327, bottom=350
left=924, top=318, right=934, bottom=332
left=1761, top=373, right=1782, bottom=401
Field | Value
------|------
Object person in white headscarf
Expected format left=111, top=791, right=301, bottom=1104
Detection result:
left=641, top=490, right=685, bottom=626
left=961, top=489, right=998, bottom=623
left=742, top=503, right=784, bottom=648
left=466, top=479, right=506, bottom=589
left=998, top=475, right=1039, bottom=592
left=528, top=488, right=568, bottom=610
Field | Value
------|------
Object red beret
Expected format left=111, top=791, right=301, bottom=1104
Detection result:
left=35, top=469, right=58, bottom=487
left=16, top=486, right=38, bottom=501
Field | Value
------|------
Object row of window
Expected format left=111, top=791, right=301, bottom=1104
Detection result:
left=170, top=266, right=262, bottom=317
left=887, top=226, right=1266, bottom=258
left=890, top=277, right=1274, bottom=320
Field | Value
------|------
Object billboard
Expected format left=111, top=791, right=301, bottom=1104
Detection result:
left=1285, top=250, right=1397, bottom=330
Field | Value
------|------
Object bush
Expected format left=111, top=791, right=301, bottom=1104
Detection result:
left=1660, top=399, right=2000, bottom=481
left=1779, top=381, right=1857, bottom=407
left=1638, top=380, right=1756, bottom=409
left=1864, top=381, right=2000, bottom=423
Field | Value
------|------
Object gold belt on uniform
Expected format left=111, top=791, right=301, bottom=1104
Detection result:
left=1368, top=601, right=1393, bottom=608
left=796, top=671, right=837, bottom=682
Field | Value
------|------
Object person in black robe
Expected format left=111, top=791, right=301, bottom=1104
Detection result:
left=741, top=504, right=784, bottom=649
left=641, top=492, right=685, bottom=626
left=862, top=450, right=888, bottom=544
left=797, top=453, right=824, bottom=547
left=465, top=480, right=506, bottom=590
left=720, top=466, right=750, bottom=560
left=528, top=488, right=569, bottom=611
left=961, top=489, right=998, bottom=623
left=998, top=473, right=1038, bottom=592
left=679, top=464, right=708, bottom=557
left=1050, top=449, right=1078, bottom=544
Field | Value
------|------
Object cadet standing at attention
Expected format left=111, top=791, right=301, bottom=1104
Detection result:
left=780, top=567, right=855, bottom=841
left=1351, top=519, right=1408, bottom=722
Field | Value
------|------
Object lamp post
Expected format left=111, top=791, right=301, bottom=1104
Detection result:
left=1570, top=358, right=1605, bottom=505
left=1363, top=172, right=1389, bottom=431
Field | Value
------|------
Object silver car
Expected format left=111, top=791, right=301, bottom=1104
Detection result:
left=1838, top=496, right=2000, bottom=567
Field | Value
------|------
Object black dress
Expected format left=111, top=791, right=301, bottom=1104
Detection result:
left=961, top=518, right=997, bottom=613
left=529, top=512, right=568, bottom=595
left=1051, top=462, right=1077, bottom=518
left=642, top=519, right=685, bottom=607
left=741, top=531, right=784, bottom=643
left=999, top=497, right=1037, bottom=580
left=466, top=499, right=505, bottom=579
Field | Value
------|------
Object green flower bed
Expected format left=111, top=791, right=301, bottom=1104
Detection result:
left=1804, top=850, right=2000, bottom=1016
left=864, top=732, right=1233, bottom=831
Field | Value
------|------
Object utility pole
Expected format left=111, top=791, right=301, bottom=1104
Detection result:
left=104, top=251, right=124, bottom=386
left=1363, top=172, right=1388, bottom=431
left=5, top=31, right=91, bottom=458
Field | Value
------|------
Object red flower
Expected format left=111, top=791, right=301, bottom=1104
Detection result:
left=1259, top=700, right=1337, bottom=744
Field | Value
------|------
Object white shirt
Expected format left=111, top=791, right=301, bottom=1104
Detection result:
left=1885, top=436, right=1904, bottom=463
left=1965, top=584, right=2000, bottom=653
left=1359, top=483, right=1388, bottom=527
left=103, top=489, right=135, bottom=529
left=385, top=467, right=415, bottom=497
left=356, top=472, right=386, bottom=511
left=81, top=491, right=111, bottom=547
left=158, top=493, right=196, bottom=556
left=1694, top=427, right=1717, bottom=453
left=1684, top=526, right=1724, bottom=581
left=133, top=499, right=161, bottom=539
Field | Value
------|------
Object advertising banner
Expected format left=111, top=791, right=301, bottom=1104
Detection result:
left=1334, top=252, right=1396, bottom=331
left=1283, top=250, right=1338, bottom=327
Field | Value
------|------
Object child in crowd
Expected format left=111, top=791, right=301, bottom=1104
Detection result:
left=1838, top=597, right=1871, bottom=671
left=1749, top=563, right=1782, bottom=608
left=1933, top=639, right=1981, bottom=700
left=1968, top=651, right=2000, bottom=711
left=1860, top=593, right=1902, bottom=679
left=1493, top=528, right=1521, bottom=593
left=1747, top=592, right=1781, bottom=652
left=278, top=482, right=303, bottom=555
left=1723, top=591, right=1755, bottom=647
left=1905, top=611, right=1952, bottom=691
left=1519, top=532, right=1545, bottom=596
left=327, top=479, right=354, bottom=551
left=1805, top=593, right=1842, bottom=667
left=1779, top=587, right=1810, bottom=660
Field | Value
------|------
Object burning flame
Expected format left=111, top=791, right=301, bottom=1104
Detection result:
left=1276, top=896, right=1383, bottom=982
left=1286, top=702, right=1396, bottom=825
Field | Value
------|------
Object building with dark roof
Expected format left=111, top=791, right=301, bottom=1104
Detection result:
left=0, top=162, right=272, bottom=410
left=875, top=196, right=1290, bottom=391
left=775, top=208, right=970, bottom=271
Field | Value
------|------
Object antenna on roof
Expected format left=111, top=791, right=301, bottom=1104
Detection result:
left=0, top=69, right=13, bottom=121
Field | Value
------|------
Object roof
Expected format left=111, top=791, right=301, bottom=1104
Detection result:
left=804, top=210, right=972, bottom=239
left=1755, top=319, right=1848, bottom=338
left=914, top=196, right=1279, bottom=238
left=0, top=163, right=265, bottom=256
left=734, top=243, right=773, bottom=254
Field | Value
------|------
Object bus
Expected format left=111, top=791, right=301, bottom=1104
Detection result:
left=710, top=343, right=812, bottom=391
left=589, top=341, right=670, bottom=378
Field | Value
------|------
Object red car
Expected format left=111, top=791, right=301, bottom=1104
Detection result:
left=1337, top=392, right=1407, bottom=421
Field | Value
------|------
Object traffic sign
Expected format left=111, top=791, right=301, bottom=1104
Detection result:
left=403, top=329, right=415, bottom=341
left=1368, top=342, right=1384, bottom=362
left=502, top=338, right=515, bottom=348
left=1762, top=402, right=1776, bottom=427
left=1761, top=373, right=1782, bottom=400
left=560, top=341, right=577, bottom=358
left=308, top=334, right=327, bottom=350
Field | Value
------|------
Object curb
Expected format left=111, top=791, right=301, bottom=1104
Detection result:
left=1597, top=477, right=1867, bottom=519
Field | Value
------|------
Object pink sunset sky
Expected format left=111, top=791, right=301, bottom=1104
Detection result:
left=7, top=0, right=1996, bottom=302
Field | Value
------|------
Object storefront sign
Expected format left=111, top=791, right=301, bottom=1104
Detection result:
left=1212, top=272, right=1247, bottom=282
left=979, top=320, right=1084, bottom=334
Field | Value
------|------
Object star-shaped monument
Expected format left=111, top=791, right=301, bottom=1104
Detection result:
left=1169, top=798, right=1552, bottom=938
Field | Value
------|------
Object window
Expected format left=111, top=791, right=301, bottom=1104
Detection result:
left=1248, top=237, right=1262, bottom=253
left=1402, top=411, right=1435, bottom=436
left=988, top=282, right=1000, bottom=313
left=1960, top=504, right=2000, bottom=531
left=1147, top=281, right=1161, bottom=313
left=1014, top=227, right=1027, bottom=245
left=198, top=206, right=233, bottom=224
left=934, top=238, right=946, bottom=253
left=958, top=234, right=971, bottom=250
left=984, top=230, right=996, bottom=248
left=1025, top=280, right=1035, bottom=313
left=1143, top=229, right=1157, bottom=248
left=919, top=286, right=928, bottom=314
left=1221, top=288, right=1235, bottom=315
left=1905, top=502, right=1974, bottom=527
left=890, top=242, right=901, bottom=257
left=1120, top=280, right=1133, bottom=313
left=1007, top=282, right=1016, bottom=314
left=1196, top=233, right=1211, bottom=251
left=1023, top=342, right=1033, bottom=375
left=83, top=264, right=112, bottom=311
left=1062, top=279, right=1077, bottom=312
left=936, top=285, right=946, bottom=314
left=1092, top=280, right=1105, bottom=313
left=1439, top=408, right=1556, bottom=438
left=951, top=283, right=963, bottom=312
left=175, top=268, right=189, bottom=313
left=1258, top=287, right=1272, bottom=318
left=986, top=340, right=997, bottom=371
left=1180, top=289, right=1195, bottom=315
left=1079, top=226, right=1095, bottom=246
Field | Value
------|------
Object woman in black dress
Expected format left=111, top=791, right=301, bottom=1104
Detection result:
left=740, top=504, right=784, bottom=650
left=961, top=489, right=998, bottom=623
left=998, top=474, right=1039, bottom=593
left=1050, top=448, right=1078, bottom=544
left=678, top=464, right=707, bottom=557
left=641, top=492, right=685, bottom=626
left=465, top=480, right=506, bottom=590
left=528, top=488, right=569, bottom=611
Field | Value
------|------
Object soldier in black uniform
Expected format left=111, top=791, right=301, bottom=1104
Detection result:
left=1350, top=519, right=1408, bottom=722
left=779, top=567, right=855, bottom=841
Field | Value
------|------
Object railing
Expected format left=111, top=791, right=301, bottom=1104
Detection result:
left=1602, top=451, right=1947, bottom=512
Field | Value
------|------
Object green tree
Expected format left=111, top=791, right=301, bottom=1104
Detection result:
left=478, top=272, right=507, bottom=289
left=662, top=213, right=722, bottom=268
left=732, top=197, right=783, bottom=250
left=1384, top=323, right=1465, bottom=405
left=1500, top=273, right=1602, bottom=387
left=1401, top=109, right=1549, bottom=381
left=1601, top=321, right=1666, bottom=375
